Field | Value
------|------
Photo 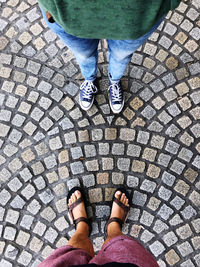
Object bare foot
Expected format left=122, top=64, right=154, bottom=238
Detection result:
left=68, top=190, right=89, bottom=232
left=107, top=191, right=129, bottom=234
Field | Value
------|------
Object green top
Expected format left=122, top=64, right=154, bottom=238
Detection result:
left=38, top=0, right=181, bottom=40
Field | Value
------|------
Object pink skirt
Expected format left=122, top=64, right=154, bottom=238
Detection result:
left=38, top=236, right=159, bottom=267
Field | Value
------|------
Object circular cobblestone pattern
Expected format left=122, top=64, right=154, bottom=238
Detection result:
left=0, top=0, right=200, bottom=266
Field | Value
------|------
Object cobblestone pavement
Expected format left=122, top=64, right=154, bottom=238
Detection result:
left=0, top=0, right=200, bottom=266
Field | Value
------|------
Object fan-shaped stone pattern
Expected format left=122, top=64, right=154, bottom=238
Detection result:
left=0, top=0, right=200, bottom=266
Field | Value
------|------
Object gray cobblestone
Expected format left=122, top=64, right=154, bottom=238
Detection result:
left=181, top=205, right=197, bottom=220
left=153, top=220, right=169, bottom=235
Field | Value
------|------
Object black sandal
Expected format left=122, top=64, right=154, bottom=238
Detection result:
left=67, top=187, right=91, bottom=235
left=105, top=188, right=130, bottom=236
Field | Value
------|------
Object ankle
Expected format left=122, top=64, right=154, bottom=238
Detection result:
left=107, top=222, right=122, bottom=236
left=76, top=221, right=90, bottom=235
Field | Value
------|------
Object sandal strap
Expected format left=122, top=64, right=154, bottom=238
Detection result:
left=68, top=197, right=84, bottom=221
left=105, top=217, right=124, bottom=235
left=74, top=217, right=90, bottom=227
left=114, top=197, right=130, bottom=221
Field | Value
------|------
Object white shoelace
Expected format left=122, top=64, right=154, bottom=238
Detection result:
left=80, top=81, right=98, bottom=99
left=109, top=83, right=122, bottom=102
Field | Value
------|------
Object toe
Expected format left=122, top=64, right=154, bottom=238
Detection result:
left=115, top=191, right=122, bottom=199
left=121, top=193, right=126, bottom=203
left=72, top=192, right=77, bottom=202
left=75, top=190, right=81, bottom=199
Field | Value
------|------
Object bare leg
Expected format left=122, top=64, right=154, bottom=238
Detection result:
left=67, top=191, right=95, bottom=257
left=103, top=191, right=129, bottom=246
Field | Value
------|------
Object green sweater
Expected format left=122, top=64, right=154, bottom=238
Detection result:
left=38, top=0, right=181, bottom=40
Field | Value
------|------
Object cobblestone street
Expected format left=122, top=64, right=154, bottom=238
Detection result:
left=0, top=0, right=200, bottom=266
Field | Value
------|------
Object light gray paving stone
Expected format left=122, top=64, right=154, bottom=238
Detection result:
left=141, top=105, right=156, bottom=119
left=176, top=224, right=193, bottom=239
left=158, top=204, right=174, bottom=220
left=169, top=214, right=184, bottom=226
left=137, top=131, right=150, bottom=144
left=59, top=117, right=74, bottom=130
left=149, top=241, right=165, bottom=257
left=0, top=189, right=11, bottom=206
left=0, top=259, right=13, bottom=267
left=170, top=159, right=186, bottom=174
left=127, top=144, right=141, bottom=157
left=3, top=226, right=16, bottom=241
left=194, top=254, right=200, bottom=267
left=178, top=147, right=193, bottom=162
left=44, top=227, right=58, bottom=243
left=192, top=218, right=200, bottom=233
left=64, top=82, right=79, bottom=96
left=158, top=153, right=171, bottom=167
left=133, top=191, right=147, bottom=206
left=39, top=189, right=54, bottom=204
left=96, top=205, right=110, bottom=218
left=167, top=103, right=181, bottom=117
left=127, top=175, right=139, bottom=188
left=44, top=155, right=57, bottom=169
left=117, top=158, right=130, bottom=171
left=64, top=132, right=77, bottom=145
left=91, top=129, right=103, bottom=141
left=69, top=107, right=83, bottom=120
left=163, top=231, right=178, bottom=247
left=130, top=66, right=144, bottom=79
left=140, top=230, right=155, bottom=243
left=170, top=196, right=185, bottom=210
left=27, top=199, right=41, bottom=215
left=165, top=124, right=180, bottom=137
left=98, top=143, right=110, bottom=155
left=84, top=144, right=97, bottom=157
left=112, top=143, right=125, bottom=155
left=190, top=123, right=200, bottom=138
left=180, top=259, right=195, bottom=267
left=140, top=179, right=156, bottom=193
left=18, top=250, right=32, bottom=266
left=158, top=186, right=172, bottom=201
left=70, top=161, right=84, bottom=175
left=148, top=121, right=163, bottom=132
left=5, top=209, right=19, bottom=224
left=165, top=140, right=180, bottom=154
left=158, top=111, right=173, bottom=125
left=129, top=207, right=140, bottom=221
left=33, top=221, right=47, bottom=236
left=139, top=88, right=154, bottom=101
left=177, top=241, right=194, bottom=257
left=181, top=205, right=197, bottom=220
left=153, top=219, right=169, bottom=234
left=82, top=174, right=95, bottom=187
left=150, top=79, right=165, bottom=93
left=112, top=172, right=124, bottom=184
left=70, top=147, right=83, bottom=160
left=5, top=244, right=19, bottom=260
left=20, top=215, right=34, bottom=230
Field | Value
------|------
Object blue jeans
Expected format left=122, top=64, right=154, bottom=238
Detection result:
left=42, top=10, right=164, bottom=82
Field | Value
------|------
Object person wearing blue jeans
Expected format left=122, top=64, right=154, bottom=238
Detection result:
left=41, top=10, right=164, bottom=113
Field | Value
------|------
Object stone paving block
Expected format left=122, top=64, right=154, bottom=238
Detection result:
left=117, top=158, right=130, bottom=171
left=177, top=241, right=194, bottom=257
left=102, top=158, right=113, bottom=171
left=112, top=172, right=124, bottom=185
left=133, top=191, right=147, bottom=207
left=181, top=205, right=197, bottom=220
left=149, top=241, right=165, bottom=257
left=165, top=249, right=180, bottom=266
left=70, top=161, right=84, bottom=174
